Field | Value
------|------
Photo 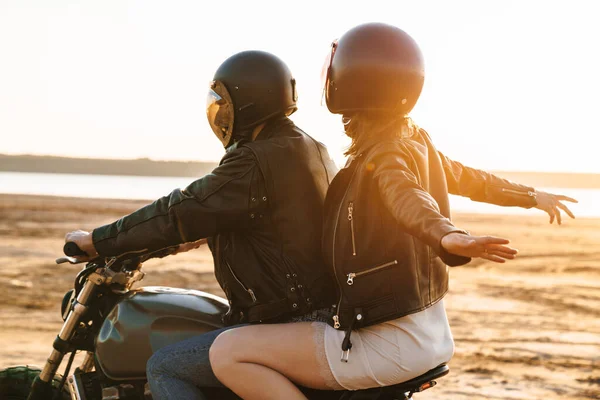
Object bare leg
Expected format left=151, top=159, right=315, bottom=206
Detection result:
left=209, top=322, right=333, bottom=400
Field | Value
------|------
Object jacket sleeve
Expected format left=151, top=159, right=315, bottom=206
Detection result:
left=373, top=145, right=471, bottom=267
left=92, top=147, right=260, bottom=257
left=438, top=151, right=538, bottom=208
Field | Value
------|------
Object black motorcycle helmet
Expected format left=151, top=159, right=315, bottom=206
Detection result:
left=323, top=23, right=425, bottom=116
left=207, top=50, right=298, bottom=148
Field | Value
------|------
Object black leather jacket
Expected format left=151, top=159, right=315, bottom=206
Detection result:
left=323, top=129, right=537, bottom=330
left=93, top=118, right=339, bottom=325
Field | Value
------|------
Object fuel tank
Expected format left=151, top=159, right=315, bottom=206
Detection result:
left=95, top=286, right=229, bottom=380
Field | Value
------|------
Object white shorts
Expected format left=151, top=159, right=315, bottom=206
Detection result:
left=321, top=300, right=455, bottom=390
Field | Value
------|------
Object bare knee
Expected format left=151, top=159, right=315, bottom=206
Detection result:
left=209, top=329, right=239, bottom=380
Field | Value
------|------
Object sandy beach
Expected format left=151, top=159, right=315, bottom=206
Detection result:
left=0, top=193, right=598, bottom=399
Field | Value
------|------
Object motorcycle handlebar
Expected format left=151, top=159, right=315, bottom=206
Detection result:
left=63, top=241, right=178, bottom=267
left=63, top=242, right=88, bottom=257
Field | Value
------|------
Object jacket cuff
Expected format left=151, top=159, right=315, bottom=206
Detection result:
left=489, top=184, right=538, bottom=208
left=92, top=224, right=116, bottom=257
left=431, top=225, right=472, bottom=267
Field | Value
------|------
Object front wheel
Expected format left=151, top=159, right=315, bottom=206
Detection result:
left=0, top=366, right=70, bottom=400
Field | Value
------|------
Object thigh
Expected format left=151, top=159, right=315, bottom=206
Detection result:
left=210, top=322, right=332, bottom=390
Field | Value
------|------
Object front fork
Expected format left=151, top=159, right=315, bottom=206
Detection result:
left=28, top=277, right=100, bottom=400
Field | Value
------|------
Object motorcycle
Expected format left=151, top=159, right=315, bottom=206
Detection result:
left=0, top=243, right=448, bottom=400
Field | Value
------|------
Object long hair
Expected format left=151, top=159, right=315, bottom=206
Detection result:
left=343, top=112, right=419, bottom=157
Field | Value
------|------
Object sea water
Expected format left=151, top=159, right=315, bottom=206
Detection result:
left=1, top=172, right=598, bottom=217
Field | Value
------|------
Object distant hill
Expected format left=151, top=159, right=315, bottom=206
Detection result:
left=1, top=154, right=599, bottom=188
left=0, top=154, right=217, bottom=178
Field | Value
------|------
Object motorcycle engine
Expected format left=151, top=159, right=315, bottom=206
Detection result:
left=101, top=383, right=152, bottom=400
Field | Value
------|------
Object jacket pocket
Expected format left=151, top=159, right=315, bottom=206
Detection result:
left=348, top=201, right=357, bottom=256
left=346, top=260, right=398, bottom=286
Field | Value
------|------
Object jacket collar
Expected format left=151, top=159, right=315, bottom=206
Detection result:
left=224, top=117, right=292, bottom=155
left=254, top=116, right=293, bottom=141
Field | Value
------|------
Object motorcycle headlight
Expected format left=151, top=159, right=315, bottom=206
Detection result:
left=61, top=289, right=76, bottom=321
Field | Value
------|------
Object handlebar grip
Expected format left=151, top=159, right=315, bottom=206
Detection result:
left=64, top=242, right=88, bottom=257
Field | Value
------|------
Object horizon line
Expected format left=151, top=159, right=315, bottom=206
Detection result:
left=1, top=152, right=599, bottom=176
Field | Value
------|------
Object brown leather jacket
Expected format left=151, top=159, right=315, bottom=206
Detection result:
left=322, top=129, right=537, bottom=330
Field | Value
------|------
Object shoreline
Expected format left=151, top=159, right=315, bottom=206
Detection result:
left=2, top=155, right=600, bottom=189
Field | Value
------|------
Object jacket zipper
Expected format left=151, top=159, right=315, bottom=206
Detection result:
left=225, top=258, right=257, bottom=303
left=332, top=162, right=361, bottom=329
left=346, top=260, right=398, bottom=285
left=501, top=188, right=536, bottom=197
left=348, top=202, right=357, bottom=256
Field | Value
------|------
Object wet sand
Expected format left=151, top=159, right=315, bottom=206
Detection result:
left=0, top=194, right=598, bottom=399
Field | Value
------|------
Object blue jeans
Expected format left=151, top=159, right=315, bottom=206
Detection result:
left=146, top=325, right=243, bottom=400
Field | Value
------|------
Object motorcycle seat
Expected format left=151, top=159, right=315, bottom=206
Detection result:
left=339, top=363, right=449, bottom=399
left=386, top=363, right=449, bottom=394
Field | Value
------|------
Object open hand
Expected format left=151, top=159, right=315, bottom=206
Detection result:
left=441, top=233, right=518, bottom=263
left=173, top=238, right=208, bottom=255
left=534, top=191, right=577, bottom=225
left=64, top=230, right=99, bottom=261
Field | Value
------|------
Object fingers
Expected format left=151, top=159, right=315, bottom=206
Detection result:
left=65, top=230, right=77, bottom=240
left=174, top=243, right=190, bottom=255
left=556, top=202, right=575, bottom=219
left=73, top=253, right=98, bottom=261
left=173, top=239, right=206, bottom=255
left=65, top=230, right=87, bottom=242
left=483, top=243, right=518, bottom=261
left=486, top=244, right=518, bottom=254
left=556, top=195, right=578, bottom=203
left=469, top=236, right=517, bottom=262
left=481, top=253, right=506, bottom=263
left=466, top=235, right=518, bottom=263
left=548, top=208, right=556, bottom=224
left=443, top=233, right=519, bottom=262
left=544, top=195, right=576, bottom=224
left=478, top=236, right=510, bottom=245
left=486, top=249, right=517, bottom=260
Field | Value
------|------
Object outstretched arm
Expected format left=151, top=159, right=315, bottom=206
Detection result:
left=373, top=145, right=519, bottom=265
left=438, top=151, right=577, bottom=224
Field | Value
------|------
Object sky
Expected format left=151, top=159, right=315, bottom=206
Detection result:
left=0, top=0, right=599, bottom=173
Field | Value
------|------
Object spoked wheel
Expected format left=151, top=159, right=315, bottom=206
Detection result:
left=0, top=366, right=70, bottom=400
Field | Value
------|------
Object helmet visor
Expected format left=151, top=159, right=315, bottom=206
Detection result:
left=206, top=81, right=234, bottom=148
left=320, top=40, right=338, bottom=106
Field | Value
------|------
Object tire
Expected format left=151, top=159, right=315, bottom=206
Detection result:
left=0, top=365, right=70, bottom=400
